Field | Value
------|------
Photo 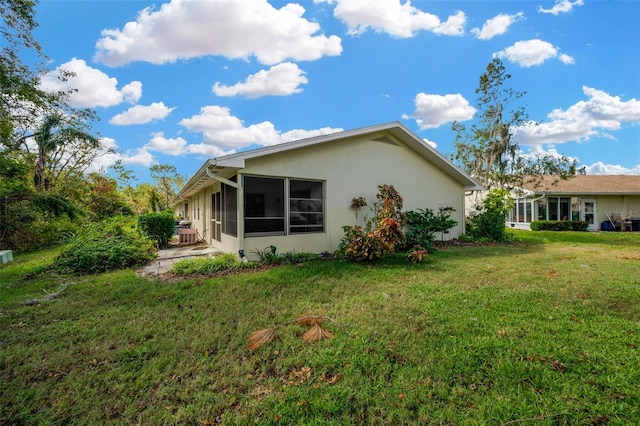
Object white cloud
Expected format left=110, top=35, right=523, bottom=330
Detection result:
left=524, top=144, right=580, bottom=163
left=423, top=138, right=437, bottom=149
left=471, top=12, right=524, bottom=40
left=403, top=93, right=476, bottom=130
left=39, top=58, right=142, bottom=107
left=584, top=162, right=640, bottom=175
left=516, top=86, right=640, bottom=145
left=145, top=132, right=188, bottom=156
left=558, top=53, right=575, bottom=65
left=538, top=0, right=584, bottom=15
left=494, top=39, right=573, bottom=67
left=121, top=148, right=155, bottom=167
left=213, top=62, right=308, bottom=98
left=109, top=102, right=175, bottom=125
left=179, top=105, right=342, bottom=151
left=94, top=0, right=342, bottom=66
left=185, top=143, right=233, bottom=158
left=89, top=137, right=155, bottom=170
left=319, top=0, right=465, bottom=38
left=122, top=82, right=143, bottom=104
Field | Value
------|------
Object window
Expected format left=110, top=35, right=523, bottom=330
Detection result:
left=542, top=197, right=571, bottom=221
left=511, top=198, right=532, bottom=223
left=243, top=176, right=324, bottom=236
left=244, top=176, right=285, bottom=235
left=289, top=180, right=324, bottom=234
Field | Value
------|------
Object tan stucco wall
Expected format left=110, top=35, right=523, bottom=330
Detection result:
left=597, top=195, right=640, bottom=222
left=186, top=134, right=469, bottom=256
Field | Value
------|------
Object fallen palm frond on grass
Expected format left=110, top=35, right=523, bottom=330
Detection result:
left=247, top=328, right=277, bottom=351
left=23, top=281, right=75, bottom=306
left=248, top=314, right=344, bottom=350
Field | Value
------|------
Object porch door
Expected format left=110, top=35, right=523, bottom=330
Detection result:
left=212, top=192, right=222, bottom=242
left=581, top=199, right=597, bottom=231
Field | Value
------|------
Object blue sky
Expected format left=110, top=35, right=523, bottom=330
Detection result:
left=34, top=0, right=640, bottom=183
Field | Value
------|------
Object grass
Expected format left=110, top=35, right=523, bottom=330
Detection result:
left=1, top=231, right=639, bottom=424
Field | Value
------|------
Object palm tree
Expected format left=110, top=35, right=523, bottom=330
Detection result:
left=33, top=113, right=99, bottom=191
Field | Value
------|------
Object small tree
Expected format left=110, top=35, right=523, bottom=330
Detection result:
left=466, top=188, right=513, bottom=242
left=150, top=164, right=184, bottom=210
left=337, top=185, right=406, bottom=262
left=405, top=206, right=458, bottom=250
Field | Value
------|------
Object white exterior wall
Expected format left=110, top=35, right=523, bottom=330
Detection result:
left=186, top=134, right=469, bottom=257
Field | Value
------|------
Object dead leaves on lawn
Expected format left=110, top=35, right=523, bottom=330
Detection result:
left=248, top=314, right=344, bottom=350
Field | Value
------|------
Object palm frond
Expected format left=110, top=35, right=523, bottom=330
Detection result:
left=247, top=327, right=276, bottom=351
left=295, top=315, right=324, bottom=326
left=302, top=324, right=333, bottom=343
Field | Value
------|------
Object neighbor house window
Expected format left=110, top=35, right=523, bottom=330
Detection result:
left=243, top=176, right=324, bottom=237
left=540, top=197, right=571, bottom=221
left=511, top=198, right=532, bottom=223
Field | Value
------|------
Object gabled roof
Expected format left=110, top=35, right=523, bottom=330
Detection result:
left=177, top=121, right=483, bottom=198
left=520, top=175, right=640, bottom=195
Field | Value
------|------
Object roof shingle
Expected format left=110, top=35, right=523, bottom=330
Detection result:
left=520, top=175, right=640, bottom=194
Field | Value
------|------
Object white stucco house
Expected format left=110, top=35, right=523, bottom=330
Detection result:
left=174, top=122, right=482, bottom=258
left=506, top=175, right=640, bottom=231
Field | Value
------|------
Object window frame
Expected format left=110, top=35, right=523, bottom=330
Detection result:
left=242, top=175, right=325, bottom=238
left=289, top=179, right=325, bottom=234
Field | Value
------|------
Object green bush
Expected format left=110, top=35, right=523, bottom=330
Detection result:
left=54, top=217, right=157, bottom=274
left=405, top=207, right=457, bottom=250
left=466, top=189, right=513, bottom=242
left=137, top=211, right=175, bottom=247
left=530, top=220, right=589, bottom=231
left=172, top=253, right=249, bottom=275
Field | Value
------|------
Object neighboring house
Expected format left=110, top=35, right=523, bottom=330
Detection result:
left=506, top=175, right=640, bottom=231
left=174, top=122, right=482, bottom=258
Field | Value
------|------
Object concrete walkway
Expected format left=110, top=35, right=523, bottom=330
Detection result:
left=137, top=244, right=221, bottom=277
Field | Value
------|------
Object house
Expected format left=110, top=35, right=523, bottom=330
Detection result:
left=174, top=122, right=482, bottom=258
left=507, top=175, right=640, bottom=231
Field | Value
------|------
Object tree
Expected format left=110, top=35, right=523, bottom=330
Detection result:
left=452, top=58, right=581, bottom=190
left=1, top=0, right=107, bottom=250
left=29, top=112, right=101, bottom=191
left=1, top=0, right=45, bottom=145
left=150, top=164, right=184, bottom=210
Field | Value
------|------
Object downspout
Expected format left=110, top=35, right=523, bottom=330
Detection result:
left=205, top=167, right=244, bottom=256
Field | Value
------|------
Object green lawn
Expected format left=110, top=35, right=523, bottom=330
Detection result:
left=1, top=231, right=639, bottom=424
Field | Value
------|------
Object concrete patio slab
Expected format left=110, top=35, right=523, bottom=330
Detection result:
left=138, top=244, right=221, bottom=277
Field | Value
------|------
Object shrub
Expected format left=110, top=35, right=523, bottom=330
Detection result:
left=250, top=246, right=319, bottom=265
left=466, top=188, right=513, bottom=242
left=252, top=246, right=281, bottom=265
left=407, top=247, right=429, bottom=263
left=405, top=206, right=457, bottom=250
left=54, top=217, right=157, bottom=274
left=530, top=220, right=589, bottom=232
left=137, top=211, right=175, bottom=247
left=337, top=185, right=405, bottom=262
left=280, top=251, right=319, bottom=264
left=172, top=253, right=246, bottom=275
